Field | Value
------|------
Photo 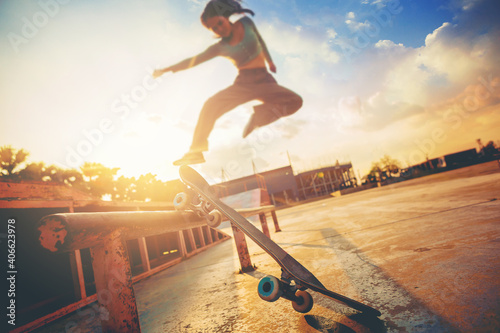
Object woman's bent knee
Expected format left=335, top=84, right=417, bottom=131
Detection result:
left=286, top=94, right=303, bottom=116
left=293, top=95, right=303, bottom=112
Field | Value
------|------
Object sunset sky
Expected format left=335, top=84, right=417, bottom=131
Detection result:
left=1, top=0, right=499, bottom=183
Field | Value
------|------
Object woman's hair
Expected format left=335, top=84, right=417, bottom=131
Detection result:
left=201, top=0, right=254, bottom=23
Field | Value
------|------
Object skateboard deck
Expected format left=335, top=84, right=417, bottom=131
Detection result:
left=177, top=165, right=381, bottom=316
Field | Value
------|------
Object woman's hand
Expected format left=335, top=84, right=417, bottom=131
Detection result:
left=153, top=67, right=171, bottom=78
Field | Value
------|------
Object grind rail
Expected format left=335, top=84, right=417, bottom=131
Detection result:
left=35, top=206, right=280, bottom=332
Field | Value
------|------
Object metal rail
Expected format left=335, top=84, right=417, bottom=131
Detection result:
left=36, top=206, right=280, bottom=332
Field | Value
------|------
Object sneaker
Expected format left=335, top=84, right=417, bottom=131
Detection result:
left=242, top=113, right=259, bottom=138
left=173, top=152, right=205, bottom=166
left=189, top=141, right=209, bottom=153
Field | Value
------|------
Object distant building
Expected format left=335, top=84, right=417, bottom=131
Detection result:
left=401, top=148, right=480, bottom=178
left=215, top=163, right=357, bottom=206
left=214, top=166, right=298, bottom=206
left=444, top=148, right=478, bottom=169
left=295, top=163, right=357, bottom=201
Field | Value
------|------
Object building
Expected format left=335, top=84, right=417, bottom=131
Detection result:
left=214, top=166, right=297, bottom=206
left=444, top=148, right=478, bottom=169
left=295, top=162, right=357, bottom=201
left=400, top=148, right=480, bottom=179
left=216, top=162, right=358, bottom=206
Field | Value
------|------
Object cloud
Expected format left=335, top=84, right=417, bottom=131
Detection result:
left=272, top=118, right=307, bottom=140
left=416, top=1, right=500, bottom=104
left=264, top=0, right=500, bottom=146
left=345, top=18, right=371, bottom=33
left=361, top=0, right=401, bottom=10
left=343, top=0, right=500, bottom=130
left=147, top=114, right=163, bottom=124
left=446, top=0, right=483, bottom=12
left=374, top=39, right=404, bottom=49
left=259, top=18, right=341, bottom=96
left=124, top=131, right=140, bottom=139
left=331, top=93, right=423, bottom=132
left=429, top=75, right=500, bottom=116
left=260, top=18, right=340, bottom=65
left=326, top=28, right=337, bottom=39
left=187, top=0, right=204, bottom=5
left=273, top=0, right=496, bottom=144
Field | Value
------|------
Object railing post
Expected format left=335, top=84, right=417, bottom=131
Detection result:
left=186, top=229, right=196, bottom=254
left=258, top=213, right=271, bottom=238
left=90, top=229, right=140, bottom=332
left=69, top=249, right=86, bottom=300
left=197, top=227, right=206, bottom=247
left=138, top=237, right=151, bottom=273
left=205, top=226, right=213, bottom=244
left=271, top=210, right=282, bottom=232
left=230, top=223, right=254, bottom=272
left=177, top=230, right=188, bottom=258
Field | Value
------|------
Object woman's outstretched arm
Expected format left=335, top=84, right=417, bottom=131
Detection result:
left=153, top=44, right=220, bottom=78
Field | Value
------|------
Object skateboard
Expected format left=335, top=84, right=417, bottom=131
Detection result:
left=174, top=165, right=381, bottom=316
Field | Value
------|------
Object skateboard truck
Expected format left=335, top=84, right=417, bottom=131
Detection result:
left=173, top=190, right=223, bottom=228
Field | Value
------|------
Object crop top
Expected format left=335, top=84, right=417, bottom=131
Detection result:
left=170, top=16, right=272, bottom=72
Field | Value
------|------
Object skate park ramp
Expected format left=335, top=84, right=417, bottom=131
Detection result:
left=36, top=161, right=499, bottom=332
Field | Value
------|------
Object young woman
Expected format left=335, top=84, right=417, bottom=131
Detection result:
left=154, top=0, right=303, bottom=166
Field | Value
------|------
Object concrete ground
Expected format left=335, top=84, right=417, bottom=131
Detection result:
left=38, top=161, right=500, bottom=332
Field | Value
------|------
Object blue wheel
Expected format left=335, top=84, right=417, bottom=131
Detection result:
left=258, top=276, right=282, bottom=302
left=173, top=192, right=190, bottom=210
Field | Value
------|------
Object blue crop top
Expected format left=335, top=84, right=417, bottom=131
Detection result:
left=170, top=16, right=272, bottom=72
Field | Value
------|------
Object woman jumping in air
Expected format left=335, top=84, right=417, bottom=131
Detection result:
left=153, top=0, right=303, bottom=166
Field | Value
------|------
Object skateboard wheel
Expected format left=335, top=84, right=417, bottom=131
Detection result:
left=291, top=290, right=313, bottom=313
left=257, top=276, right=282, bottom=302
left=173, top=192, right=190, bottom=210
left=206, top=210, right=222, bottom=228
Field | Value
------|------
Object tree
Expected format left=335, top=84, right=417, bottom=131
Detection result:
left=133, top=173, right=170, bottom=202
left=481, top=141, right=499, bottom=158
left=80, top=162, right=120, bottom=198
left=59, top=168, right=85, bottom=188
left=367, top=155, right=402, bottom=182
left=17, top=162, right=45, bottom=181
left=0, top=146, right=179, bottom=202
left=113, top=176, right=136, bottom=201
left=379, top=155, right=401, bottom=177
left=367, top=161, right=382, bottom=183
left=0, top=146, right=29, bottom=179
left=41, top=165, right=85, bottom=187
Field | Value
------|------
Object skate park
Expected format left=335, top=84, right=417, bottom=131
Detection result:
left=2, top=1, right=500, bottom=332
left=31, top=160, right=499, bottom=332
